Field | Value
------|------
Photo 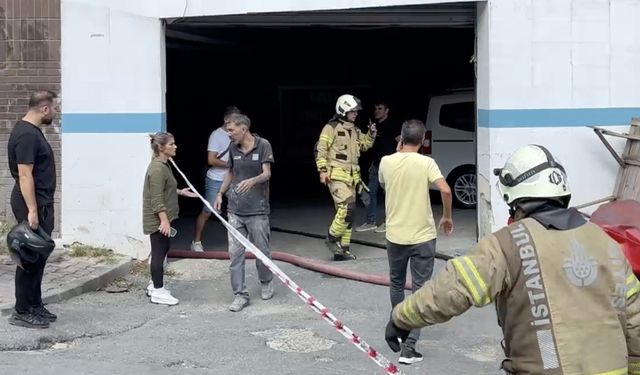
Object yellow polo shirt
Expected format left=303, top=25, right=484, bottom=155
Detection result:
left=378, top=152, right=444, bottom=245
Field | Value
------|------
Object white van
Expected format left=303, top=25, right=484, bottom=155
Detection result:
left=421, top=90, right=476, bottom=209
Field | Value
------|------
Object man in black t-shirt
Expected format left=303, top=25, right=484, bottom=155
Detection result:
left=355, top=100, right=400, bottom=234
left=7, top=90, right=59, bottom=329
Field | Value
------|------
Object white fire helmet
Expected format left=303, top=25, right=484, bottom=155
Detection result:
left=335, top=94, right=363, bottom=116
left=494, top=144, right=571, bottom=206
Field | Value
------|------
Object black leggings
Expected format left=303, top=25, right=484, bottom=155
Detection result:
left=149, top=231, right=171, bottom=289
left=11, top=188, right=54, bottom=313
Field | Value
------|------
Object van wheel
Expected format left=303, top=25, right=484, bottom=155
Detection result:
left=447, top=166, right=477, bottom=209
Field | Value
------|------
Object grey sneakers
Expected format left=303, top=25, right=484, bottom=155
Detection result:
left=261, top=281, right=274, bottom=300
left=355, top=222, right=377, bottom=232
left=356, top=222, right=386, bottom=233
left=229, top=294, right=250, bottom=312
left=229, top=282, right=274, bottom=312
left=374, top=223, right=386, bottom=233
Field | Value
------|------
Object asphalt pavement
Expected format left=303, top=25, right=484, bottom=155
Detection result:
left=0, top=231, right=503, bottom=375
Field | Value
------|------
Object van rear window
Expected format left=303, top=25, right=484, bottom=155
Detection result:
left=439, top=102, right=475, bottom=132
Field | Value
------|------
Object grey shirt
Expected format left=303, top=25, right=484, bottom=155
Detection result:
left=226, top=135, right=274, bottom=216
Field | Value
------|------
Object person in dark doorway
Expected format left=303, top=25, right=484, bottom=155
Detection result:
left=355, top=100, right=400, bottom=234
left=385, top=144, right=640, bottom=374
left=143, top=132, right=198, bottom=306
left=191, top=106, right=241, bottom=252
left=315, top=94, right=376, bottom=261
left=214, top=113, right=275, bottom=312
left=7, top=91, right=59, bottom=328
left=378, top=119, right=453, bottom=364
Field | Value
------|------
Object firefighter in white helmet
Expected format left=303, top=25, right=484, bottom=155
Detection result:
left=315, top=94, right=376, bottom=260
left=385, top=144, right=640, bottom=373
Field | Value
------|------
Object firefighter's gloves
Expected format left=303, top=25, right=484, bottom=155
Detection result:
left=357, top=183, right=370, bottom=207
left=359, top=191, right=370, bottom=207
left=385, top=319, right=410, bottom=352
left=319, top=171, right=330, bottom=185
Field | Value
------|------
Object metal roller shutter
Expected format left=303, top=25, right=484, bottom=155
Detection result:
left=167, top=4, right=476, bottom=28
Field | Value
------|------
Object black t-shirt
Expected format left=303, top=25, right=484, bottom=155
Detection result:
left=7, top=120, right=56, bottom=206
left=370, top=117, right=400, bottom=166
left=227, top=135, right=274, bottom=216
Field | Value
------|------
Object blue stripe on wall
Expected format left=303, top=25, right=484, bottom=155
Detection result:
left=478, top=108, right=640, bottom=128
left=60, top=108, right=640, bottom=132
left=62, top=113, right=166, bottom=133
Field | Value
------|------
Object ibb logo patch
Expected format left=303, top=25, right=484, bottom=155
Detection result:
left=549, top=171, right=563, bottom=185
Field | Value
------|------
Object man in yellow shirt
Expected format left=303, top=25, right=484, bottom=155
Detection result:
left=385, top=144, right=640, bottom=374
left=378, top=119, right=454, bottom=365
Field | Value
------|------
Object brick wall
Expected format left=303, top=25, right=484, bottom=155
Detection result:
left=0, top=0, right=61, bottom=236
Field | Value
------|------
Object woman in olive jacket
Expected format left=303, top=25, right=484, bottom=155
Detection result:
left=143, top=132, right=196, bottom=305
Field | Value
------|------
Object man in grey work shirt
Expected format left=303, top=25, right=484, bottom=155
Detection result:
left=214, top=113, right=274, bottom=312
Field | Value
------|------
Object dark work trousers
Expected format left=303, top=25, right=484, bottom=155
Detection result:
left=365, top=163, right=381, bottom=224
left=387, top=239, right=436, bottom=348
left=149, top=231, right=171, bottom=289
left=227, top=213, right=273, bottom=296
left=11, top=187, right=54, bottom=313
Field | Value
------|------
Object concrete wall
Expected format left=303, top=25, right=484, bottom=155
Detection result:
left=476, top=0, right=640, bottom=236
left=0, top=0, right=61, bottom=234
left=61, top=1, right=165, bottom=258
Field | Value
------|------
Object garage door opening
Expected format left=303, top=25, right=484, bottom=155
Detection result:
left=165, top=4, right=479, bottom=253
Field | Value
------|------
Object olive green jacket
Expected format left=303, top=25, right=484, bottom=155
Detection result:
left=142, top=158, right=178, bottom=235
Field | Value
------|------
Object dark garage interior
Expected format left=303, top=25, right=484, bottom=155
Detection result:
left=164, top=5, right=477, bottom=218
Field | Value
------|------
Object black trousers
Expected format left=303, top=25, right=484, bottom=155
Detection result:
left=386, top=239, right=436, bottom=348
left=149, top=231, right=171, bottom=289
left=11, top=187, right=54, bottom=313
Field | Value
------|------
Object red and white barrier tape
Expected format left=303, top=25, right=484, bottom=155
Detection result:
left=169, top=158, right=404, bottom=375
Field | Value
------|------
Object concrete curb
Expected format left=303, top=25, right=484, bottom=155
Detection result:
left=0, top=257, right=133, bottom=316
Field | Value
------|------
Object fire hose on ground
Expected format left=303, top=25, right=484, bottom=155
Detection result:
left=169, top=158, right=406, bottom=375
left=169, top=249, right=431, bottom=291
left=168, top=229, right=453, bottom=291
left=270, top=226, right=454, bottom=261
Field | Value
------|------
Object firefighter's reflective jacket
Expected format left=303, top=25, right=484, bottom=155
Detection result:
left=393, top=218, right=640, bottom=375
left=315, top=119, right=375, bottom=185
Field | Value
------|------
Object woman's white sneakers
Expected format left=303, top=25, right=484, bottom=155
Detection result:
left=147, top=282, right=179, bottom=306
left=146, top=280, right=154, bottom=297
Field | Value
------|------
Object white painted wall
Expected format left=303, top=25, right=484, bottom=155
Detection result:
left=61, top=2, right=164, bottom=113
left=488, top=0, right=640, bottom=109
left=486, top=126, right=628, bottom=231
left=61, top=1, right=165, bottom=258
left=476, top=2, right=494, bottom=236
left=61, top=134, right=154, bottom=258
left=477, top=0, right=640, bottom=236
